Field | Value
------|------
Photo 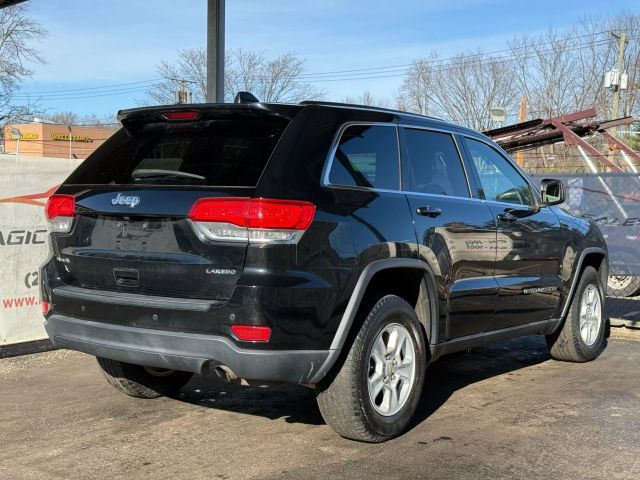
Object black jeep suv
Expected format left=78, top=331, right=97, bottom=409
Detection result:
left=41, top=99, right=608, bottom=442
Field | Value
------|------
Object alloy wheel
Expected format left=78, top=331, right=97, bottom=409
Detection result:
left=367, top=323, right=417, bottom=416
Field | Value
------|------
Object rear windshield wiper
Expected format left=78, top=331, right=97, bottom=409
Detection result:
left=131, top=169, right=205, bottom=181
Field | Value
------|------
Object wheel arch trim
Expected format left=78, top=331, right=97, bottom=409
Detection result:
left=310, top=258, right=437, bottom=384
left=560, top=247, right=607, bottom=320
left=329, top=258, right=437, bottom=350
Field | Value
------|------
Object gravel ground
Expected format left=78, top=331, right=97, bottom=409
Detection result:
left=1, top=333, right=639, bottom=480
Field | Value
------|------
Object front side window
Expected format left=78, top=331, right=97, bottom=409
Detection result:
left=328, top=125, right=399, bottom=190
left=465, top=138, right=535, bottom=207
left=403, top=128, right=469, bottom=197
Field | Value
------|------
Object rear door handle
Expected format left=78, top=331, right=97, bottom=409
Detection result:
left=416, top=206, right=442, bottom=218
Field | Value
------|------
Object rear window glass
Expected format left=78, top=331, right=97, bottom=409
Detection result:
left=65, top=116, right=288, bottom=186
left=327, top=125, right=399, bottom=190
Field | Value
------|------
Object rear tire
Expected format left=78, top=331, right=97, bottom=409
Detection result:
left=546, top=266, right=606, bottom=362
left=96, top=357, right=193, bottom=399
left=316, top=295, right=427, bottom=442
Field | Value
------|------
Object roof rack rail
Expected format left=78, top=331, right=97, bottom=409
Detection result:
left=298, top=100, right=443, bottom=122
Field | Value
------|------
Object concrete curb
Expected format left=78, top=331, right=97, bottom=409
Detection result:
left=610, top=317, right=640, bottom=329
left=0, top=339, right=57, bottom=359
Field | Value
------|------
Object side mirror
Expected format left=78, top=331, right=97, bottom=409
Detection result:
left=540, top=179, right=565, bottom=206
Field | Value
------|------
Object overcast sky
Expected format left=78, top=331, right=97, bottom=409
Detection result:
left=15, top=0, right=638, bottom=117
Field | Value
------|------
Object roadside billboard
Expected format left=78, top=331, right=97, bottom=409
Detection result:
left=0, top=154, right=80, bottom=345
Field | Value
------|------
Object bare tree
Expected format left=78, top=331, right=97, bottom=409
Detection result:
left=508, top=12, right=640, bottom=120
left=397, top=12, right=640, bottom=128
left=0, top=4, right=46, bottom=123
left=226, top=49, right=323, bottom=103
left=609, top=12, right=640, bottom=119
left=398, top=51, right=517, bottom=130
left=42, top=111, right=118, bottom=127
left=147, top=48, right=323, bottom=104
left=396, top=54, right=439, bottom=116
left=43, top=110, right=78, bottom=125
left=435, top=52, right=517, bottom=130
left=76, top=113, right=119, bottom=127
left=342, top=90, right=391, bottom=108
left=509, top=29, right=603, bottom=118
left=147, top=48, right=208, bottom=104
left=571, top=18, right=613, bottom=116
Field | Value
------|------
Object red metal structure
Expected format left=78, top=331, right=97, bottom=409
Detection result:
left=484, top=108, right=640, bottom=173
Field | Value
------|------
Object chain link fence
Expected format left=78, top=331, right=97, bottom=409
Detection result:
left=530, top=172, right=640, bottom=327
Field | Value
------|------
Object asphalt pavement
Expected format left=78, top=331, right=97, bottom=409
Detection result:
left=1, top=332, right=639, bottom=480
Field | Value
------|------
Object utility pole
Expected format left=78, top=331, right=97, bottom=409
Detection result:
left=10, top=128, right=21, bottom=160
left=206, top=0, right=225, bottom=103
left=605, top=31, right=628, bottom=165
left=611, top=32, right=627, bottom=122
left=516, top=96, right=526, bottom=167
left=173, top=79, right=194, bottom=104
left=67, top=125, right=72, bottom=159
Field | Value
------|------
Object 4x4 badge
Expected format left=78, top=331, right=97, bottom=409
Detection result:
left=111, top=193, right=140, bottom=208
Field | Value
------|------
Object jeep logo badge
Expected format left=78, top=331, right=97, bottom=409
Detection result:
left=111, top=193, right=140, bottom=208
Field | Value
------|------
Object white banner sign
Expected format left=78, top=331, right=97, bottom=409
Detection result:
left=0, top=154, right=81, bottom=345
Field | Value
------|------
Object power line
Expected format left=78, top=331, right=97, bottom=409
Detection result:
left=298, top=38, right=623, bottom=82
left=233, top=34, right=620, bottom=82
left=9, top=29, right=619, bottom=99
left=223, top=36, right=621, bottom=84
left=14, top=78, right=162, bottom=96
left=296, top=30, right=613, bottom=78
left=12, top=84, right=162, bottom=100
left=135, top=36, right=618, bottom=89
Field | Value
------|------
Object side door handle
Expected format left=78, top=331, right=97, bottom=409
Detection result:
left=497, top=211, right=517, bottom=223
left=416, top=206, right=442, bottom=218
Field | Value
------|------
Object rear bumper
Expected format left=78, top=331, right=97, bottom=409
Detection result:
left=45, top=314, right=331, bottom=384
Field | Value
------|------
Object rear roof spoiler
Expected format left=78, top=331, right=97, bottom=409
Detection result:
left=117, top=102, right=301, bottom=127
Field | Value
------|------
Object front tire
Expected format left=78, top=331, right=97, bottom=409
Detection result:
left=96, top=357, right=193, bottom=399
left=316, top=295, right=427, bottom=442
left=546, top=266, right=606, bottom=362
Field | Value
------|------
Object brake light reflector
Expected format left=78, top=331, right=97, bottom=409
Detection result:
left=231, top=325, right=271, bottom=342
left=41, top=301, right=51, bottom=316
left=45, top=194, right=75, bottom=233
left=188, top=198, right=316, bottom=244
left=162, top=111, right=198, bottom=121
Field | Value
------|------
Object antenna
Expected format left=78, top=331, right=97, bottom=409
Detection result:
left=234, top=91, right=260, bottom=104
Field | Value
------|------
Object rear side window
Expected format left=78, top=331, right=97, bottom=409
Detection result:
left=327, top=125, right=399, bottom=190
left=64, top=116, right=288, bottom=186
left=403, top=128, right=469, bottom=197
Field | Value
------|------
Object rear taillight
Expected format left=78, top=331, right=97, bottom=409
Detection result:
left=45, top=194, right=75, bottom=233
left=188, top=197, right=315, bottom=244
